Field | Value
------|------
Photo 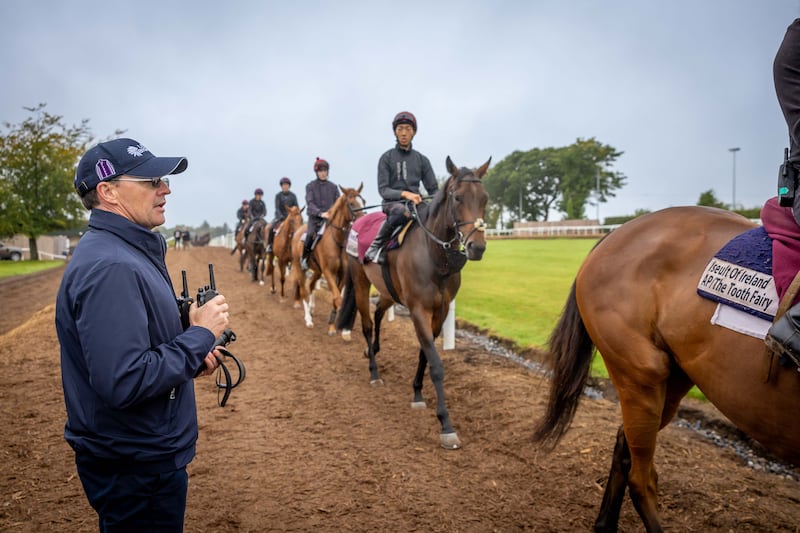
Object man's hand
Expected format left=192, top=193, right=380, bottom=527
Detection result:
left=401, top=191, right=423, bottom=205
left=196, top=348, right=223, bottom=377
left=189, top=294, right=230, bottom=338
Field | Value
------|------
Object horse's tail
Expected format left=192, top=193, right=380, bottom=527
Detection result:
left=335, top=256, right=357, bottom=331
left=532, top=279, right=595, bottom=450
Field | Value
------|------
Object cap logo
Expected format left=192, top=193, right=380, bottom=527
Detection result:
left=127, top=144, right=148, bottom=157
left=95, top=159, right=116, bottom=179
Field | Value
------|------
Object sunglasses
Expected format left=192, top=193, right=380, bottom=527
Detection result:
left=112, top=176, right=170, bottom=188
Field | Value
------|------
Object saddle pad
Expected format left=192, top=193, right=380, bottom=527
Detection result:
left=697, top=226, right=778, bottom=321
left=709, top=303, right=771, bottom=339
left=347, top=212, right=385, bottom=262
left=761, top=196, right=800, bottom=305
left=346, top=212, right=414, bottom=263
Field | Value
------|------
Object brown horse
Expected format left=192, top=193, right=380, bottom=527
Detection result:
left=291, top=183, right=365, bottom=333
left=244, top=218, right=268, bottom=284
left=335, top=157, right=490, bottom=449
left=266, top=205, right=304, bottom=301
left=532, top=206, right=800, bottom=532
left=231, top=216, right=250, bottom=272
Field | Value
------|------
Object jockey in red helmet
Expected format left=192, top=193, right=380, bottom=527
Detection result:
left=301, top=158, right=340, bottom=269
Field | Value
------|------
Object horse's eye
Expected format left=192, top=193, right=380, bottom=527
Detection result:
left=454, top=195, right=462, bottom=203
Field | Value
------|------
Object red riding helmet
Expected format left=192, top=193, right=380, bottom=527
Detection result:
left=279, top=176, right=291, bottom=186
left=392, top=111, right=417, bottom=132
left=314, top=158, right=329, bottom=172
left=254, top=188, right=264, bottom=195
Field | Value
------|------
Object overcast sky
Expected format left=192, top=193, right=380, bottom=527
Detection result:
left=2, top=1, right=799, bottom=229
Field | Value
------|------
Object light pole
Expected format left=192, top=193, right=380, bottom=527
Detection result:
left=729, top=147, right=740, bottom=209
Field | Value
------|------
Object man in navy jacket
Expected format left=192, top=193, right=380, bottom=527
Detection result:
left=56, top=138, right=230, bottom=531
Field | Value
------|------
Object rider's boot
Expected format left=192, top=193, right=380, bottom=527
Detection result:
left=765, top=304, right=800, bottom=368
left=266, top=228, right=274, bottom=254
left=300, top=238, right=313, bottom=270
left=364, top=220, right=395, bottom=265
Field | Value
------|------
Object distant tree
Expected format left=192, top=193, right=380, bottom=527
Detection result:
left=0, top=104, right=93, bottom=259
left=484, top=138, right=626, bottom=222
left=697, top=189, right=728, bottom=209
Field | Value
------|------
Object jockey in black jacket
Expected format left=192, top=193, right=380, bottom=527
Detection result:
left=244, top=188, right=267, bottom=240
left=267, top=176, right=299, bottom=253
left=364, top=111, right=438, bottom=264
left=301, top=158, right=339, bottom=269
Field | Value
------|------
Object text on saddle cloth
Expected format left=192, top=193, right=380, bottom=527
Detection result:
left=696, top=225, right=778, bottom=322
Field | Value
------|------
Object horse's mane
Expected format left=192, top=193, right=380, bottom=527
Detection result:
left=422, top=168, right=471, bottom=222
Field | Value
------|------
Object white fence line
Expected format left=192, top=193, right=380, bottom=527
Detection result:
left=486, top=224, right=621, bottom=238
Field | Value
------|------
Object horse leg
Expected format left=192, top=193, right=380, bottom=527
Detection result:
left=409, top=308, right=460, bottom=449
left=372, top=297, right=393, bottom=356
left=322, top=269, right=341, bottom=337
left=595, top=425, right=631, bottom=532
left=411, top=348, right=428, bottom=409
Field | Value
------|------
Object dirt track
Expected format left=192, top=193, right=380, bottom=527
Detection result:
left=1, top=246, right=798, bottom=532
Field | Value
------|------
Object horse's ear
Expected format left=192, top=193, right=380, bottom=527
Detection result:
left=446, top=156, right=457, bottom=176
left=339, top=184, right=346, bottom=194
left=476, top=157, right=492, bottom=179
left=300, top=206, right=306, bottom=214
left=357, top=182, right=363, bottom=193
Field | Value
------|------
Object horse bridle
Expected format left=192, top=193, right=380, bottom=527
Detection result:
left=326, top=194, right=366, bottom=249
left=411, top=177, right=487, bottom=254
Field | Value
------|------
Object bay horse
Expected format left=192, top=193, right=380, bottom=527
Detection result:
left=335, top=156, right=490, bottom=449
left=532, top=206, right=800, bottom=532
left=266, top=205, right=304, bottom=302
left=291, top=183, right=365, bottom=333
left=244, top=218, right=268, bottom=284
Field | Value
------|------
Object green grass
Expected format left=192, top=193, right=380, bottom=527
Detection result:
left=0, top=260, right=64, bottom=279
left=457, top=238, right=705, bottom=399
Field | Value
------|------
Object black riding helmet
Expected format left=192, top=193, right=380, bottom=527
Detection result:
left=392, top=111, right=417, bottom=132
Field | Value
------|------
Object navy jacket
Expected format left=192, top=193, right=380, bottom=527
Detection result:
left=377, top=143, right=438, bottom=203
left=56, top=209, right=215, bottom=472
left=248, top=198, right=267, bottom=219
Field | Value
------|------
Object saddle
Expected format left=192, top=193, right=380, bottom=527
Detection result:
left=696, top=197, right=800, bottom=338
left=346, top=212, right=414, bottom=263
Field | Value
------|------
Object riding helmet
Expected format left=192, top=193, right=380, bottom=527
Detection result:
left=254, top=188, right=264, bottom=195
left=314, top=158, right=329, bottom=172
left=280, top=176, right=291, bottom=186
left=242, top=199, right=249, bottom=205
left=392, top=111, right=417, bottom=132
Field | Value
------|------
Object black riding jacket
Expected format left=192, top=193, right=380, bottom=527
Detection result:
left=273, top=191, right=299, bottom=221
left=248, top=198, right=267, bottom=219
left=377, top=143, right=438, bottom=204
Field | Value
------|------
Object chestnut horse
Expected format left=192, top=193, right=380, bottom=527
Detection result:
left=266, top=205, right=304, bottom=302
left=335, top=157, right=490, bottom=449
left=291, top=184, right=365, bottom=333
left=532, top=206, right=800, bottom=532
left=244, top=218, right=268, bottom=284
left=231, top=216, right=250, bottom=272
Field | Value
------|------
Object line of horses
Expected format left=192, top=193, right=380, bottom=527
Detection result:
left=228, top=160, right=799, bottom=533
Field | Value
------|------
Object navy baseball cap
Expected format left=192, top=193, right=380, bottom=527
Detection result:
left=75, top=138, right=188, bottom=196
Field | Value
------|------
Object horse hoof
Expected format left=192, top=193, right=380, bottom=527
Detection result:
left=305, top=323, right=314, bottom=329
left=293, top=303, right=301, bottom=309
left=440, top=433, right=461, bottom=450
left=327, top=329, right=336, bottom=337
left=341, top=330, right=351, bottom=341
left=259, top=281, right=265, bottom=286
left=370, top=379, right=384, bottom=387
left=410, top=401, right=426, bottom=409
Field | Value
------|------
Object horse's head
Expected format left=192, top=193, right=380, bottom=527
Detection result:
left=444, top=156, right=491, bottom=261
left=338, top=182, right=366, bottom=222
left=284, top=205, right=304, bottom=234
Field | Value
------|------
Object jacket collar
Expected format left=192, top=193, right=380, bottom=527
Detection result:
left=88, top=209, right=168, bottom=265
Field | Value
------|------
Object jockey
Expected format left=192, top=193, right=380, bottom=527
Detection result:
left=364, top=111, right=438, bottom=264
left=301, top=158, right=339, bottom=269
left=244, top=188, right=267, bottom=240
left=767, top=19, right=800, bottom=367
left=267, top=177, right=299, bottom=253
